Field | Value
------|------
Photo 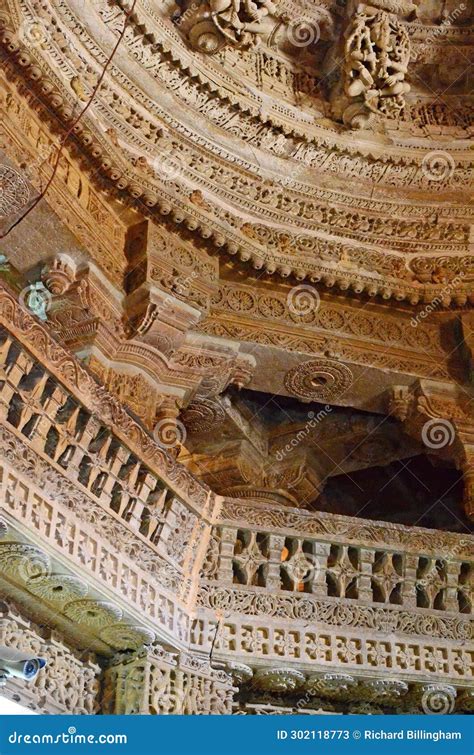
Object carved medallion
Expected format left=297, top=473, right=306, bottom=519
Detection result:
left=284, top=359, right=353, bottom=401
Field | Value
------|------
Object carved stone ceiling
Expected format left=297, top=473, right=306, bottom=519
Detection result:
left=0, top=0, right=473, bottom=443
left=179, top=388, right=425, bottom=509
left=0, top=0, right=472, bottom=305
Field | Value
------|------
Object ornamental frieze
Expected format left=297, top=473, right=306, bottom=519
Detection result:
left=197, top=584, right=472, bottom=642
left=192, top=613, right=473, bottom=683
left=1, top=0, right=472, bottom=198
left=198, top=316, right=462, bottom=382
left=211, top=281, right=448, bottom=354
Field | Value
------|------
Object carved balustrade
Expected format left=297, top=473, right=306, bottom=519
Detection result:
left=193, top=501, right=473, bottom=704
left=205, top=524, right=471, bottom=615
left=0, top=329, right=174, bottom=543
left=0, top=314, right=217, bottom=621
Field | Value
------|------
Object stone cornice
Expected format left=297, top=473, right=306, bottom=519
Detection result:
left=0, top=1, right=472, bottom=307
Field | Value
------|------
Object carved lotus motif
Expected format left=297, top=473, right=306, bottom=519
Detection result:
left=64, top=599, right=123, bottom=629
left=27, top=574, right=88, bottom=604
left=284, top=359, right=353, bottom=402
left=308, top=673, right=357, bottom=699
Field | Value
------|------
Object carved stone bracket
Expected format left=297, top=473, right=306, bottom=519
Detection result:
left=388, top=380, right=474, bottom=519
left=103, top=643, right=234, bottom=714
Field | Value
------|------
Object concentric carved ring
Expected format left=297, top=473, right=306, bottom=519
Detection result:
left=253, top=667, right=305, bottom=692
left=27, top=574, right=88, bottom=604
left=100, top=624, right=155, bottom=650
left=225, top=662, right=253, bottom=686
left=284, top=358, right=353, bottom=401
left=64, top=599, right=123, bottom=629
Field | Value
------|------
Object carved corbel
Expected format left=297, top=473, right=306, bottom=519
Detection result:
left=181, top=430, right=322, bottom=507
left=103, top=644, right=233, bottom=714
left=388, top=381, right=474, bottom=520
left=39, top=254, right=112, bottom=349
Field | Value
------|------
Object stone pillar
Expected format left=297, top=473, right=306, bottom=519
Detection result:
left=358, top=548, right=375, bottom=603
left=460, top=451, right=474, bottom=521
left=401, top=553, right=418, bottom=608
left=309, top=541, right=331, bottom=598
left=218, top=526, right=238, bottom=585
left=266, top=534, right=285, bottom=591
